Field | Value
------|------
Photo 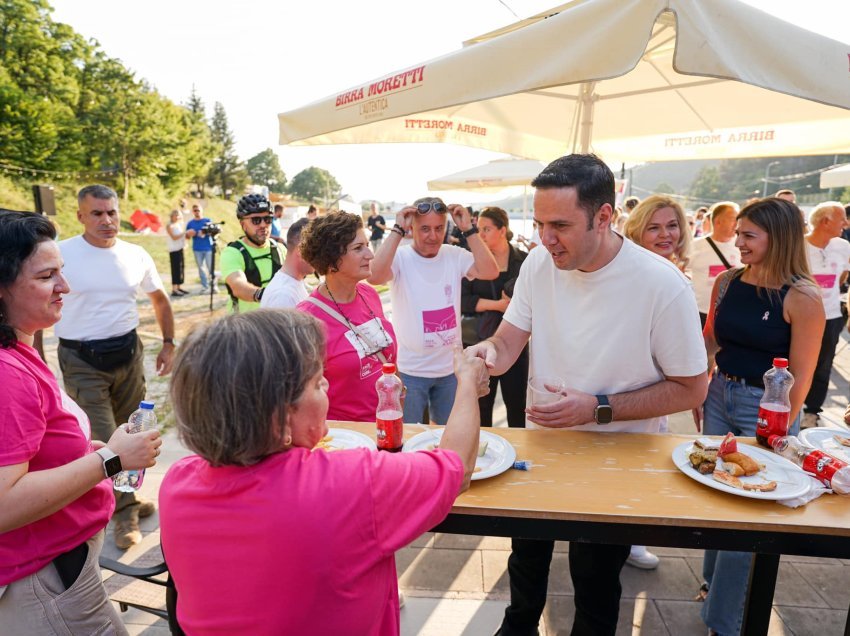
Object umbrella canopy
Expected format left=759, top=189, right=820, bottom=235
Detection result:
left=279, top=0, right=850, bottom=163
left=820, top=164, right=850, bottom=189
left=427, top=158, right=545, bottom=191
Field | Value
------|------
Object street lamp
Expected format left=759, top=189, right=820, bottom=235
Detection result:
left=763, top=161, right=781, bottom=197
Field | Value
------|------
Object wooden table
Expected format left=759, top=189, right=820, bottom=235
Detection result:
left=336, top=422, right=850, bottom=635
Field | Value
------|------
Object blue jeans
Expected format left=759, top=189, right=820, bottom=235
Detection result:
left=399, top=372, right=457, bottom=426
left=193, top=250, right=212, bottom=288
left=701, top=374, right=800, bottom=636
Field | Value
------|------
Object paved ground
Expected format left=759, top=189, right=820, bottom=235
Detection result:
left=44, top=311, right=850, bottom=635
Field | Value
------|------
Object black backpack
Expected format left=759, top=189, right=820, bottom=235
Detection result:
left=225, top=238, right=282, bottom=310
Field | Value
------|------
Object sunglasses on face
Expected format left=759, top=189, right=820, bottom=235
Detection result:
left=247, top=215, right=274, bottom=226
left=416, top=201, right=447, bottom=214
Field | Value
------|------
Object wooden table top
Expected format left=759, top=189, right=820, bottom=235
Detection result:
left=333, top=422, right=850, bottom=537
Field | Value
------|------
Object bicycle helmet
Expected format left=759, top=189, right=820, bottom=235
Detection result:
left=236, top=194, right=271, bottom=218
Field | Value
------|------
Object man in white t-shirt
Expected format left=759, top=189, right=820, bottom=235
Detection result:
left=261, top=217, right=312, bottom=309
left=466, top=154, right=708, bottom=636
left=53, top=184, right=175, bottom=550
left=802, top=201, right=850, bottom=428
left=369, top=197, right=498, bottom=425
left=690, top=201, right=741, bottom=327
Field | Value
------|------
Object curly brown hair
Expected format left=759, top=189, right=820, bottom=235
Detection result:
left=299, top=211, right=363, bottom=275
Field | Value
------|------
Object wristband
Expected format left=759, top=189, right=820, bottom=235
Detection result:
left=253, top=287, right=265, bottom=302
left=392, top=224, right=406, bottom=237
left=461, top=226, right=479, bottom=238
left=163, top=338, right=175, bottom=346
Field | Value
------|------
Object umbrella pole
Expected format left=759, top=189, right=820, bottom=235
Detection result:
left=579, top=81, right=597, bottom=154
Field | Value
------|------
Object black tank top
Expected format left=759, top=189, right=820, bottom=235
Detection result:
left=715, top=274, right=791, bottom=379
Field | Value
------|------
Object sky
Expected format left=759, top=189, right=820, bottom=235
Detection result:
left=49, top=0, right=850, bottom=205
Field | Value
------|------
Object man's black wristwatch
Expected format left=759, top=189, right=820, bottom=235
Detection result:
left=594, top=395, right=613, bottom=425
left=461, top=226, right=479, bottom=238
left=95, top=447, right=123, bottom=478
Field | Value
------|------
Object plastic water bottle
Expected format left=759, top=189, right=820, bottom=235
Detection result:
left=755, top=358, right=794, bottom=448
left=769, top=435, right=850, bottom=494
left=376, top=363, right=403, bottom=452
left=113, top=401, right=156, bottom=492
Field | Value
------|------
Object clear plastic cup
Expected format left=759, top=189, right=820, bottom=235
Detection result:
left=528, top=376, right=565, bottom=406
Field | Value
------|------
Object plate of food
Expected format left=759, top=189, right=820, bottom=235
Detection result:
left=799, top=427, right=850, bottom=463
left=672, top=434, right=811, bottom=500
left=402, top=428, right=516, bottom=480
left=313, top=428, right=378, bottom=452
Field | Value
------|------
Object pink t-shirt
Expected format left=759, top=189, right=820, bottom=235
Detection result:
left=160, top=446, right=463, bottom=635
left=0, top=342, right=113, bottom=585
left=298, top=283, right=397, bottom=421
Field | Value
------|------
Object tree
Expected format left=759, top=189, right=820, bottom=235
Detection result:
left=181, top=87, right=214, bottom=196
left=246, top=148, right=286, bottom=193
left=654, top=182, right=676, bottom=195
left=288, top=166, right=341, bottom=203
left=207, top=102, right=243, bottom=198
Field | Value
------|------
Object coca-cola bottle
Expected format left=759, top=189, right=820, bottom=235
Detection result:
left=769, top=435, right=850, bottom=494
left=376, top=363, right=404, bottom=452
left=755, top=358, right=794, bottom=447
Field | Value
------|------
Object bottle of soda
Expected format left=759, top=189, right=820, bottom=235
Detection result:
left=755, top=358, right=794, bottom=447
left=376, top=363, right=403, bottom=452
left=769, top=435, right=850, bottom=494
left=113, top=401, right=156, bottom=492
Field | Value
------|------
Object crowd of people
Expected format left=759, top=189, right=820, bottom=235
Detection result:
left=1, top=157, right=848, bottom=635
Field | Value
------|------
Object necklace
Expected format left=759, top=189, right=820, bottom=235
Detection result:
left=323, top=283, right=391, bottom=356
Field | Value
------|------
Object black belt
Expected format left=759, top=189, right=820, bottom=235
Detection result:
left=59, top=330, right=136, bottom=350
left=718, top=370, right=764, bottom=389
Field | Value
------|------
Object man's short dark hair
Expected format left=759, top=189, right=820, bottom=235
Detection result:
left=531, top=154, right=615, bottom=230
left=274, top=204, right=283, bottom=213
left=286, top=217, right=310, bottom=250
left=77, top=184, right=117, bottom=205
left=624, top=196, right=640, bottom=211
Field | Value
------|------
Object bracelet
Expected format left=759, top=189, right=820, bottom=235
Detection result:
left=253, top=287, right=265, bottom=303
left=461, top=226, right=479, bottom=238
left=392, top=224, right=406, bottom=237
left=163, top=338, right=175, bottom=346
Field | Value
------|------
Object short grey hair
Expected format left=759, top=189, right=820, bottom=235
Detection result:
left=708, top=201, right=739, bottom=223
left=169, top=310, right=325, bottom=467
left=77, top=184, right=118, bottom=204
left=809, top=201, right=843, bottom=227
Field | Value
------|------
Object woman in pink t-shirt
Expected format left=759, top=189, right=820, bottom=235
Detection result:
left=297, top=211, right=397, bottom=422
left=0, top=211, right=161, bottom=634
left=160, top=309, right=489, bottom=635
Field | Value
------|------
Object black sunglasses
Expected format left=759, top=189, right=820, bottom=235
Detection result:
left=247, top=215, right=274, bottom=226
left=416, top=201, right=447, bottom=214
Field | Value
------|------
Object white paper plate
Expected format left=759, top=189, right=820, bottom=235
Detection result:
left=672, top=441, right=811, bottom=501
left=315, top=428, right=378, bottom=452
left=403, top=429, right=517, bottom=480
left=800, top=427, right=850, bottom=463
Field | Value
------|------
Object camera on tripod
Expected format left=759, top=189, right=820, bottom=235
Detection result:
left=202, top=221, right=224, bottom=238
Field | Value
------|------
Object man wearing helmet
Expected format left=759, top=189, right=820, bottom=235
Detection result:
left=221, top=194, right=285, bottom=312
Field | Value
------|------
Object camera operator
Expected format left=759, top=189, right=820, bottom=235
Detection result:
left=221, top=194, right=285, bottom=313
left=185, top=204, right=215, bottom=293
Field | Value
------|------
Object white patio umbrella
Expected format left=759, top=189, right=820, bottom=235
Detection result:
left=279, top=0, right=850, bottom=163
left=820, top=164, right=850, bottom=189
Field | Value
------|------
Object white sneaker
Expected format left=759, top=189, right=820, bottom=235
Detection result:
left=801, top=412, right=819, bottom=430
left=626, top=545, right=659, bottom=570
left=398, top=590, right=405, bottom=609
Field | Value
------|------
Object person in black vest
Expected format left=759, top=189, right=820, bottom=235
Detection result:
left=220, top=194, right=285, bottom=313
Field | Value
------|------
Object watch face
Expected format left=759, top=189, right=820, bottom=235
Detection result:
left=595, top=405, right=614, bottom=425
left=104, top=455, right=123, bottom=478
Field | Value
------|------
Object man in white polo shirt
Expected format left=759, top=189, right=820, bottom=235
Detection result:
left=260, top=218, right=312, bottom=309
left=467, top=154, right=707, bottom=636
left=690, top=201, right=741, bottom=327
left=54, top=184, right=175, bottom=550
left=803, top=201, right=850, bottom=428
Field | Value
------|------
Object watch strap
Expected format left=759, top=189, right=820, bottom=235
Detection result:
left=461, top=226, right=479, bottom=238
left=94, top=447, right=122, bottom=478
left=595, top=394, right=610, bottom=407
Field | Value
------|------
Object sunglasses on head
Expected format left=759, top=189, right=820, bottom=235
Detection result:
left=416, top=200, right=447, bottom=214
left=247, top=215, right=274, bottom=226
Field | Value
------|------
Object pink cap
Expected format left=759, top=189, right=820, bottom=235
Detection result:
left=382, top=363, right=396, bottom=374
left=773, top=358, right=789, bottom=368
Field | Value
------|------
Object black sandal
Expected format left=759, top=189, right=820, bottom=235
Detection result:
left=694, top=582, right=709, bottom=601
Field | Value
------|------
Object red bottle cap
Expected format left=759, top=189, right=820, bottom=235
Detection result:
left=382, top=363, right=396, bottom=374
left=772, top=358, right=789, bottom=368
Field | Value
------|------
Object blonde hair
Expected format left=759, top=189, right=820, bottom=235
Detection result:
left=738, top=198, right=816, bottom=298
left=809, top=201, right=844, bottom=228
left=623, top=195, right=691, bottom=269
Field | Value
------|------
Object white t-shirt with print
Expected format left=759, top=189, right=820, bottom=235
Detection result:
left=260, top=270, right=309, bottom=309
left=806, top=237, right=850, bottom=319
left=504, top=237, right=706, bottom=433
left=690, top=236, right=741, bottom=313
left=55, top=236, right=164, bottom=341
left=390, top=244, right=474, bottom=377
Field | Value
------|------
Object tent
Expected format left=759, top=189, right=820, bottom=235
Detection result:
left=279, top=0, right=850, bottom=164
left=820, top=164, right=850, bottom=189
left=427, top=158, right=544, bottom=192
left=129, top=209, right=162, bottom=233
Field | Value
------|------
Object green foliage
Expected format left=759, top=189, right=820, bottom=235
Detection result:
left=207, top=102, right=245, bottom=199
left=246, top=148, right=286, bottom=193
left=654, top=182, right=676, bottom=195
left=288, top=166, right=341, bottom=203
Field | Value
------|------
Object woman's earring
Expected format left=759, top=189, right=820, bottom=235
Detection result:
left=284, top=434, right=292, bottom=447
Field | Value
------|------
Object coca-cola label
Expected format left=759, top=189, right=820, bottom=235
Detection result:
left=376, top=410, right=403, bottom=451
left=802, top=450, right=848, bottom=487
left=756, top=406, right=789, bottom=440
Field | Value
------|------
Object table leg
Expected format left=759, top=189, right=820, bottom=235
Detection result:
left=741, top=552, right=779, bottom=635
